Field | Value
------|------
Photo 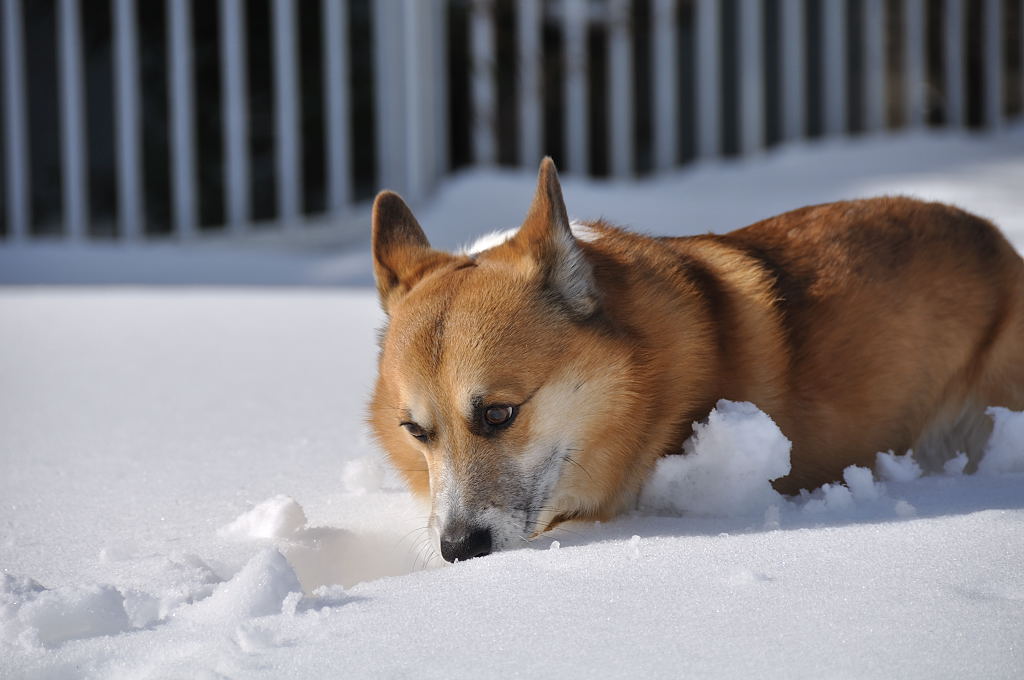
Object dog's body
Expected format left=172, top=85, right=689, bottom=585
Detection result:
left=370, top=159, right=1024, bottom=562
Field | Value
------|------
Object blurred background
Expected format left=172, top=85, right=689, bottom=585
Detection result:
left=0, top=0, right=1021, bottom=283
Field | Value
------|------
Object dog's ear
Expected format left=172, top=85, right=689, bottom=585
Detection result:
left=372, top=191, right=452, bottom=311
left=514, top=157, right=598, bottom=318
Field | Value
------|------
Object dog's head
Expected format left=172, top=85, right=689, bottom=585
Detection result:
left=369, top=160, right=645, bottom=562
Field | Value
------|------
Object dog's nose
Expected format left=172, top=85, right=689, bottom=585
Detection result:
left=439, top=526, right=493, bottom=562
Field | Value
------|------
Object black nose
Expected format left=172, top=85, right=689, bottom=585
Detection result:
left=440, top=526, right=493, bottom=562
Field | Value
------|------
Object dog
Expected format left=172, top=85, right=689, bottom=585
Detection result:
left=369, top=158, right=1024, bottom=562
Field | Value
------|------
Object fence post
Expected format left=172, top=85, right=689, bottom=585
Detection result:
left=983, top=0, right=1002, bottom=129
left=113, top=0, right=143, bottom=240
left=903, top=0, right=925, bottom=128
left=781, top=0, right=805, bottom=142
left=862, top=0, right=886, bottom=132
left=220, top=0, right=250, bottom=231
left=819, top=0, right=843, bottom=137
left=740, top=0, right=764, bottom=152
left=518, top=0, right=543, bottom=169
left=58, top=0, right=88, bottom=240
left=272, top=0, right=301, bottom=225
left=696, top=0, right=720, bottom=158
left=323, top=0, right=351, bottom=214
left=1, top=0, right=27, bottom=241
left=652, top=0, right=677, bottom=171
left=372, top=0, right=445, bottom=202
left=563, top=0, right=588, bottom=174
left=470, top=0, right=497, bottom=165
left=609, top=0, right=633, bottom=177
left=822, top=0, right=846, bottom=136
left=168, top=0, right=197, bottom=238
left=431, top=0, right=449, bottom=181
left=373, top=0, right=406, bottom=195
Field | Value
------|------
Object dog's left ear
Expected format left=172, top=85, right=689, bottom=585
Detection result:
left=514, top=158, right=598, bottom=318
left=372, top=191, right=454, bottom=312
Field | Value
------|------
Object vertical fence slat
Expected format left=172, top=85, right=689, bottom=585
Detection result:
left=3, top=0, right=29, bottom=240
left=272, top=0, right=301, bottom=224
left=372, top=0, right=404, bottom=193
left=432, top=0, right=449, bottom=179
left=822, top=0, right=846, bottom=136
left=403, top=0, right=426, bottom=199
left=168, top=0, right=197, bottom=238
left=517, top=0, right=542, bottom=169
left=863, top=0, right=886, bottom=132
left=696, top=0, right=720, bottom=158
left=740, top=0, right=764, bottom=152
left=652, top=0, right=677, bottom=171
left=608, top=0, right=633, bottom=177
left=563, top=0, right=588, bottom=174
left=781, top=0, right=805, bottom=142
left=220, top=0, right=249, bottom=230
left=943, top=0, right=963, bottom=127
left=470, top=0, right=496, bottom=165
left=58, top=0, right=88, bottom=240
left=323, top=0, right=350, bottom=212
left=983, top=0, right=1002, bottom=129
left=903, top=0, right=925, bottom=127
left=113, top=0, right=143, bottom=240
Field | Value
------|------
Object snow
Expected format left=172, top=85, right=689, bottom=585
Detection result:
left=639, top=400, right=790, bottom=517
left=3, top=128, right=1024, bottom=678
left=981, top=407, right=1024, bottom=475
left=876, top=450, right=925, bottom=482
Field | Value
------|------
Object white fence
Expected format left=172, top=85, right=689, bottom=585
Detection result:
left=0, top=0, right=1021, bottom=244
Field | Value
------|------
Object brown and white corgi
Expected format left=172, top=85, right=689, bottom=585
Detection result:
left=369, top=158, right=1024, bottom=562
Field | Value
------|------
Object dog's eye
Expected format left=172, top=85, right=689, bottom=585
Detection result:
left=400, top=422, right=430, bottom=443
left=483, top=405, right=516, bottom=428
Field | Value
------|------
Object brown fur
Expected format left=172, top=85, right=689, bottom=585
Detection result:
left=369, top=158, right=1024, bottom=543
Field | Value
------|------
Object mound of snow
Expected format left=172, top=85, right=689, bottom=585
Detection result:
left=980, top=407, right=1024, bottom=475
left=219, top=495, right=308, bottom=540
left=875, top=450, right=923, bottom=482
left=640, top=400, right=791, bottom=516
left=842, top=465, right=883, bottom=501
left=186, top=549, right=303, bottom=624
left=1, top=574, right=132, bottom=649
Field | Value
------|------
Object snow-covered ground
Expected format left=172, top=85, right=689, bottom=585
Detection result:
left=3, top=129, right=1024, bottom=678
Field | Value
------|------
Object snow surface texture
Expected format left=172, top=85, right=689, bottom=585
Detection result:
left=4, top=130, right=1024, bottom=677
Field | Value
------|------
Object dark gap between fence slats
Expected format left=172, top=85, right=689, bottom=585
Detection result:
left=349, top=0, right=375, bottom=201
left=633, top=0, right=652, bottom=175
left=300, top=0, right=326, bottom=216
left=138, top=0, right=171, bottom=235
left=588, top=21, right=608, bottom=178
left=846, top=0, right=865, bottom=135
left=447, top=0, right=471, bottom=171
left=542, top=20, right=564, bottom=169
left=925, top=0, right=944, bottom=126
left=965, top=0, right=983, bottom=127
left=804, top=0, right=823, bottom=138
left=677, top=0, right=696, bottom=163
left=764, top=0, right=782, bottom=147
left=1008, top=0, right=1022, bottom=117
left=82, top=0, right=116, bottom=238
left=25, top=0, right=62, bottom=235
left=247, top=0, right=276, bottom=224
left=496, top=0, right=517, bottom=166
left=721, top=0, right=739, bottom=155
left=193, top=0, right=225, bottom=231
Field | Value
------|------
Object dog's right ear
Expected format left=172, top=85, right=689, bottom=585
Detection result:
left=372, top=191, right=452, bottom=311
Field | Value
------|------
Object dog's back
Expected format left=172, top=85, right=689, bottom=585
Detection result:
left=582, top=197, right=1024, bottom=492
